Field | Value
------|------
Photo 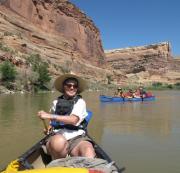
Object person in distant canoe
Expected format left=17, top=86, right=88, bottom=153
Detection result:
left=134, top=86, right=153, bottom=98
left=37, top=74, right=95, bottom=160
left=133, top=88, right=142, bottom=98
left=114, top=87, right=125, bottom=98
left=124, top=89, right=135, bottom=98
left=138, top=86, right=147, bottom=98
left=139, top=86, right=154, bottom=98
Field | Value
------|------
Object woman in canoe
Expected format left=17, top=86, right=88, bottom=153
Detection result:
left=37, top=73, right=95, bottom=160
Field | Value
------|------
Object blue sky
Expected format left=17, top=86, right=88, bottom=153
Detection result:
left=70, top=0, right=180, bottom=56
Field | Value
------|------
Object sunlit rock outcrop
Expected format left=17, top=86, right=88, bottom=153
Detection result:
left=105, top=42, right=180, bottom=85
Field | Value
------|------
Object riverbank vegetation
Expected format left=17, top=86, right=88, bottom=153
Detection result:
left=0, top=48, right=179, bottom=94
left=146, top=82, right=180, bottom=90
left=26, top=54, right=51, bottom=91
left=0, top=60, right=17, bottom=90
left=0, top=53, right=51, bottom=93
left=89, top=81, right=180, bottom=92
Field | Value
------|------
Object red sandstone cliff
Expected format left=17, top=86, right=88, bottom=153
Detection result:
left=0, top=0, right=180, bottom=90
left=0, top=0, right=108, bottom=85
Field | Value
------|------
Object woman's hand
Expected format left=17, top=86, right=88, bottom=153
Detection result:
left=44, top=125, right=53, bottom=135
left=38, top=110, right=51, bottom=120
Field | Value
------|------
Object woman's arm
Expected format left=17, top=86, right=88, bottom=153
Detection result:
left=37, top=110, right=79, bottom=125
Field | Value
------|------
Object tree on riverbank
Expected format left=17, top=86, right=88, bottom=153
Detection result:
left=0, top=54, right=52, bottom=92
left=0, top=60, right=17, bottom=81
left=26, top=54, right=51, bottom=91
left=0, top=60, right=17, bottom=90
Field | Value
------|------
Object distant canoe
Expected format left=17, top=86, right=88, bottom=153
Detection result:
left=99, top=95, right=155, bottom=102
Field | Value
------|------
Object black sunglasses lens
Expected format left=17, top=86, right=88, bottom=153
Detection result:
left=66, top=84, right=78, bottom=88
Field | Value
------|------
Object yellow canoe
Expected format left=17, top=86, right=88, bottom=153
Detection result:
left=2, top=160, right=88, bottom=173
left=1, top=133, right=124, bottom=173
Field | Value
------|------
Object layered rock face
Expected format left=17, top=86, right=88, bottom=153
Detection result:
left=105, top=42, right=180, bottom=85
left=0, top=0, right=179, bottom=88
left=0, top=0, right=107, bottom=84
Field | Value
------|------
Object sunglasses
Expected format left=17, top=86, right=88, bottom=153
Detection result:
left=65, top=83, right=78, bottom=89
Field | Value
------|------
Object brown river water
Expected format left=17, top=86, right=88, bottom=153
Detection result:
left=0, top=90, right=180, bottom=173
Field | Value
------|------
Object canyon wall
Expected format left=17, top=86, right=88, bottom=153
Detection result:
left=105, top=42, right=180, bottom=86
left=0, top=0, right=180, bottom=90
left=0, top=0, right=108, bottom=85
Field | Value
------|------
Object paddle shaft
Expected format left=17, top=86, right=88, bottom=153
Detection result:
left=42, top=119, right=48, bottom=131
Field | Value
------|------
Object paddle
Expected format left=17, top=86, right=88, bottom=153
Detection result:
left=41, top=118, right=55, bottom=135
left=38, top=110, right=52, bottom=134
left=42, top=119, right=48, bottom=132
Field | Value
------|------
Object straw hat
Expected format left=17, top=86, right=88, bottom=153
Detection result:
left=54, top=74, right=87, bottom=93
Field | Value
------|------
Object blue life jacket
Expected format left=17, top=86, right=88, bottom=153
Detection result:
left=51, top=110, right=92, bottom=130
left=50, top=94, right=92, bottom=130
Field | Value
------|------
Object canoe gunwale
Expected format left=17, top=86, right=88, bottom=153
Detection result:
left=18, top=133, right=54, bottom=170
left=100, top=95, right=155, bottom=102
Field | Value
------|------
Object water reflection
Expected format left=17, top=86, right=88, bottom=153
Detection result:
left=99, top=94, right=172, bottom=137
left=84, top=92, right=105, bottom=144
left=0, top=91, right=180, bottom=173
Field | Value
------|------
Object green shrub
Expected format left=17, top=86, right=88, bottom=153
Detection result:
left=3, top=81, right=15, bottom=90
left=26, top=54, right=43, bottom=71
left=174, top=82, right=180, bottom=89
left=37, top=63, right=51, bottom=89
left=167, top=84, right=173, bottom=89
left=0, top=60, right=17, bottom=82
left=152, top=82, right=162, bottom=87
left=0, top=42, right=15, bottom=54
left=26, top=54, right=51, bottom=90
left=174, top=82, right=180, bottom=87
